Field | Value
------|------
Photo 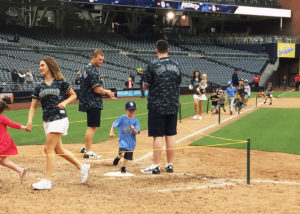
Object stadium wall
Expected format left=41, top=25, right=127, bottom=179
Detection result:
left=280, top=0, right=300, bottom=39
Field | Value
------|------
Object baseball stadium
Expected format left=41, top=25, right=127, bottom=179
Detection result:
left=0, top=0, right=300, bottom=213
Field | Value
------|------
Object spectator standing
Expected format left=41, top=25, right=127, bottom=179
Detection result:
left=232, top=68, right=239, bottom=87
left=283, top=75, right=287, bottom=90
left=125, top=77, right=134, bottom=89
left=25, top=69, right=34, bottom=84
left=99, top=73, right=104, bottom=86
left=129, top=71, right=135, bottom=83
left=294, top=74, right=300, bottom=91
left=253, top=74, right=260, bottom=91
left=141, top=40, right=181, bottom=174
left=18, top=71, right=26, bottom=84
left=137, top=68, right=145, bottom=98
left=75, top=73, right=81, bottom=85
left=11, top=69, right=19, bottom=83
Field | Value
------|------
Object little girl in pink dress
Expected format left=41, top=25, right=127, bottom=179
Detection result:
left=0, top=100, right=28, bottom=186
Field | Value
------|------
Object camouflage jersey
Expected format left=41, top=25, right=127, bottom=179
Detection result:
left=32, top=79, right=71, bottom=122
left=79, top=63, right=103, bottom=112
left=143, top=57, right=181, bottom=115
left=190, top=78, right=200, bottom=95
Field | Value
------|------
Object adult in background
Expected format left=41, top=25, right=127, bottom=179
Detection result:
left=137, top=67, right=145, bottom=98
left=294, top=74, right=300, bottom=91
left=253, top=74, right=260, bottom=91
left=141, top=40, right=181, bottom=174
left=283, top=75, right=287, bottom=90
left=11, top=69, right=19, bottom=83
left=25, top=68, right=34, bottom=84
left=129, top=71, right=135, bottom=83
left=232, top=68, right=239, bottom=87
left=79, top=50, right=116, bottom=159
left=189, top=70, right=201, bottom=120
left=18, top=71, right=26, bottom=84
left=125, top=77, right=134, bottom=89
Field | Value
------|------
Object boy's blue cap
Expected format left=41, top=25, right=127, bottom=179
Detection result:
left=212, top=89, right=216, bottom=93
left=227, top=81, right=232, bottom=85
left=125, top=101, right=136, bottom=110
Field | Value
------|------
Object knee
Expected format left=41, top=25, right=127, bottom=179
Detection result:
left=44, top=146, right=54, bottom=154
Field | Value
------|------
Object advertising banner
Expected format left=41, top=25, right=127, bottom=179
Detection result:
left=277, top=43, right=295, bottom=58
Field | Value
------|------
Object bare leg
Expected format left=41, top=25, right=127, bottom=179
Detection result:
left=199, top=100, right=203, bottom=116
left=153, top=137, right=163, bottom=165
left=122, top=159, right=128, bottom=167
left=0, top=158, right=24, bottom=177
left=193, top=98, right=198, bottom=115
left=165, top=136, right=176, bottom=164
left=55, top=138, right=81, bottom=170
left=85, top=127, right=98, bottom=152
left=44, top=133, right=60, bottom=179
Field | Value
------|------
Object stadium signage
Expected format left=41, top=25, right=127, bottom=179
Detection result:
left=277, top=43, right=295, bottom=58
left=63, top=0, right=291, bottom=18
left=117, top=90, right=149, bottom=97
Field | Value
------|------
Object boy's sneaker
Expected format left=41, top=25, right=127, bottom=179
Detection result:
left=165, top=163, right=174, bottom=173
left=32, top=179, right=52, bottom=190
left=121, top=166, right=126, bottom=174
left=263, top=102, right=267, bottom=104
left=80, top=163, right=90, bottom=183
left=80, top=146, right=86, bottom=154
left=141, top=164, right=160, bottom=174
left=83, top=151, right=101, bottom=159
left=113, top=156, right=120, bottom=166
left=270, top=102, right=272, bottom=105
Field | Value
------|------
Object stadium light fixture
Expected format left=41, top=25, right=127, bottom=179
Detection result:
left=166, top=11, right=175, bottom=20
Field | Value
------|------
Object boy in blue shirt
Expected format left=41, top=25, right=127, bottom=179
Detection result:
left=225, top=81, right=237, bottom=115
left=109, top=101, right=140, bottom=173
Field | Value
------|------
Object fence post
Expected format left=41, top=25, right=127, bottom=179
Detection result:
left=206, top=100, right=209, bottom=114
left=179, top=103, right=182, bottom=123
left=247, top=139, right=251, bottom=185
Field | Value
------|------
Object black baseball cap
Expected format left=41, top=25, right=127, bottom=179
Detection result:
left=125, top=101, right=136, bottom=110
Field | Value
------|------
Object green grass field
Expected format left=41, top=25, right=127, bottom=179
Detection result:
left=5, top=95, right=202, bottom=145
left=191, top=108, right=300, bottom=155
left=5, top=90, right=300, bottom=147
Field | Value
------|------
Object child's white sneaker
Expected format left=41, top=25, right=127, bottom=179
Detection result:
left=198, top=116, right=202, bottom=120
left=32, top=179, right=52, bottom=190
left=193, top=115, right=198, bottom=120
left=80, top=164, right=90, bottom=183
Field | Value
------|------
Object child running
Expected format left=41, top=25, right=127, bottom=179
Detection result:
left=244, top=79, right=251, bottom=106
left=26, top=56, right=90, bottom=190
left=0, top=100, right=28, bottom=184
left=109, top=101, right=140, bottom=173
left=264, top=82, right=273, bottom=105
left=218, top=89, right=226, bottom=112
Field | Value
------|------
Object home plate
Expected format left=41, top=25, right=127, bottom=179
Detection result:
left=104, top=171, right=136, bottom=177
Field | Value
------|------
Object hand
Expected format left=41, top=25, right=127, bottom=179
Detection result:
left=107, top=90, right=117, bottom=99
left=130, top=125, right=135, bottom=131
left=109, top=132, right=115, bottom=138
left=26, top=121, right=32, bottom=132
left=57, top=102, right=66, bottom=109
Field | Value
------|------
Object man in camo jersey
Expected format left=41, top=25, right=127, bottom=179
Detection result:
left=79, top=50, right=115, bottom=159
left=141, top=40, right=181, bottom=174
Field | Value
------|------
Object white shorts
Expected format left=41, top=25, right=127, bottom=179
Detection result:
left=198, top=94, right=207, bottom=101
left=193, top=94, right=199, bottom=99
left=43, top=117, right=69, bottom=136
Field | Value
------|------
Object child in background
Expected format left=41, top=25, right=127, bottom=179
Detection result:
left=218, top=89, right=226, bottom=112
left=264, top=82, right=273, bottom=105
left=244, top=79, right=251, bottom=106
left=210, top=90, right=219, bottom=114
left=235, top=79, right=246, bottom=111
left=110, top=101, right=140, bottom=173
left=225, top=81, right=236, bottom=115
left=0, top=100, right=28, bottom=184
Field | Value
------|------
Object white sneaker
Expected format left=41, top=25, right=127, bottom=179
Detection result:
left=141, top=164, right=160, bottom=174
left=80, top=164, right=90, bottom=183
left=198, top=116, right=202, bottom=120
left=32, top=179, right=52, bottom=190
left=193, top=115, right=198, bottom=120
left=83, top=151, right=101, bottom=159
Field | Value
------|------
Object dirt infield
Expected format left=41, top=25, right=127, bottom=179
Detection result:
left=1, top=97, right=300, bottom=214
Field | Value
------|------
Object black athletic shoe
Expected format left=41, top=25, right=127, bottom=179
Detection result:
left=165, top=164, right=174, bottom=173
left=80, top=147, right=86, bottom=154
left=113, top=156, right=120, bottom=166
left=121, top=166, right=126, bottom=173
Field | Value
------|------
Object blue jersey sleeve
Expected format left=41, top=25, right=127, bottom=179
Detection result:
left=61, top=80, right=71, bottom=93
left=32, top=85, right=41, bottom=100
left=143, top=63, right=153, bottom=86
left=112, top=116, right=122, bottom=128
left=89, top=68, right=101, bottom=89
